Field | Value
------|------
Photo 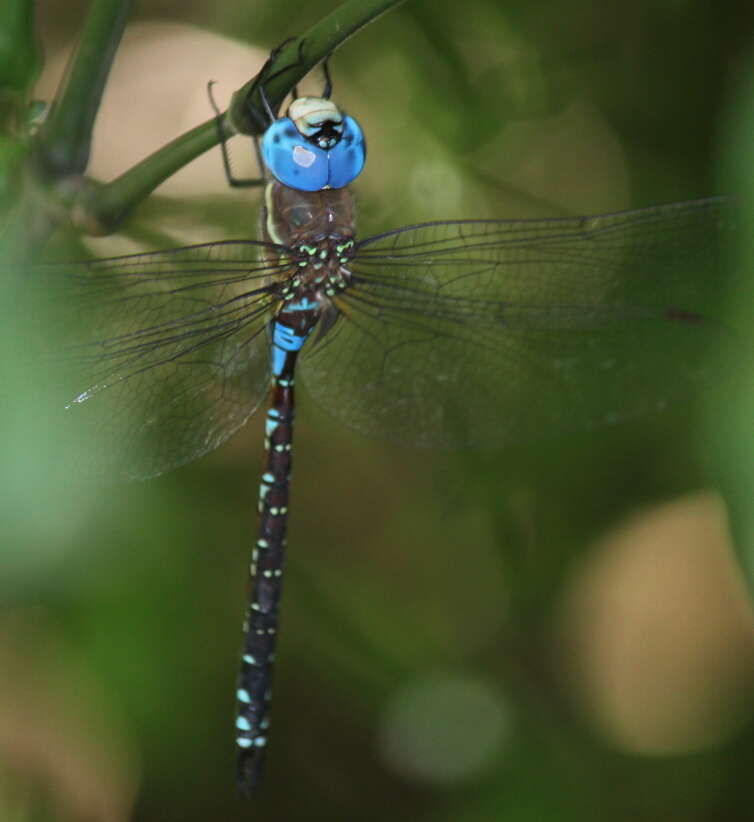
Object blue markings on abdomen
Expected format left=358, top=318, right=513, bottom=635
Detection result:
left=273, top=322, right=306, bottom=351
left=286, top=296, right=319, bottom=312
left=271, top=321, right=309, bottom=376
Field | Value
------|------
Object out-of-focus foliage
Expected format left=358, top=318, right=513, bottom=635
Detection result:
left=704, top=55, right=754, bottom=586
left=2, top=1, right=754, bottom=821
left=0, top=0, right=39, bottom=96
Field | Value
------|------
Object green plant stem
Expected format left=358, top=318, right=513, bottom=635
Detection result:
left=228, top=0, right=405, bottom=135
left=0, top=0, right=40, bottom=99
left=71, top=118, right=219, bottom=235
left=35, top=0, right=130, bottom=178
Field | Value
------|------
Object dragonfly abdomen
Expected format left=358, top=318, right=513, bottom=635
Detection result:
left=236, top=302, right=323, bottom=792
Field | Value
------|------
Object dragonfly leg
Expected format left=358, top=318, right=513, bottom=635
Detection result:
left=321, top=55, right=333, bottom=99
left=207, top=81, right=266, bottom=189
left=256, top=37, right=305, bottom=122
left=210, top=38, right=314, bottom=189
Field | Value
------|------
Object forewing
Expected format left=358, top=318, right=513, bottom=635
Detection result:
left=35, top=241, right=286, bottom=480
left=300, top=198, right=735, bottom=447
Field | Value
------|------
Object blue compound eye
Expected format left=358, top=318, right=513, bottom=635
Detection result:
left=261, top=118, right=330, bottom=191
left=327, top=115, right=366, bottom=189
left=260, top=98, right=366, bottom=192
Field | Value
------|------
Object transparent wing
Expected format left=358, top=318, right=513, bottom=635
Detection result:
left=35, top=240, right=287, bottom=480
left=300, top=198, right=736, bottom=447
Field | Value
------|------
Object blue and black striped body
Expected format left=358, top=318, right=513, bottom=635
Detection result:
left=235, top=180, right=356, bottom=791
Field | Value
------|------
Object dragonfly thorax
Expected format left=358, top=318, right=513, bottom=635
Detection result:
left=281, top=239, right=353, bottom=301
left=262, top=180, right=357, bottom=248
left=263, top=179, right=356, bottom=357
left=274, top=239, right=353, bottom=356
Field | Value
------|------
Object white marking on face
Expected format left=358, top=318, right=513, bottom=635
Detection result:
left=288, top=97, right=342, bottom=132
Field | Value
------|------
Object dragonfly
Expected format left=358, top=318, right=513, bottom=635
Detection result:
left=38, top=50, right=733, bottom=794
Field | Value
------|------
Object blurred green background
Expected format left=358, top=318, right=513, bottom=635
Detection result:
left=2, top=0, right=754, bottom=820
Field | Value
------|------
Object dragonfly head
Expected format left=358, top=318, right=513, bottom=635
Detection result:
left=261, top=96, right=366, bottom=192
